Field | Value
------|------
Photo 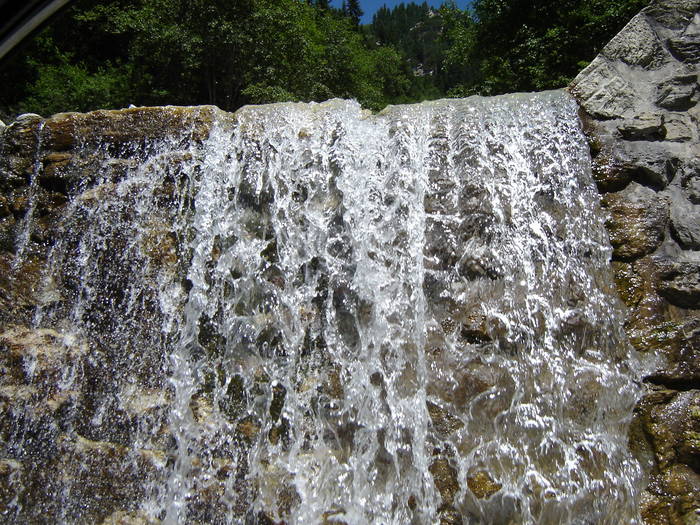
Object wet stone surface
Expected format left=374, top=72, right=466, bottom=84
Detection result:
left=572, top=0, right=700, bottom=522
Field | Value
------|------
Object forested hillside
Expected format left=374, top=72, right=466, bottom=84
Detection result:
left=0, top=0, right=648, bottom=118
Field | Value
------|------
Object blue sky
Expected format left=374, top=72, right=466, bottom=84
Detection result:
left=331, top=0, right=473, bottom=24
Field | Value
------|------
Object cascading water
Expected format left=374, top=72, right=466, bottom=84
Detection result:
left=1, top=92, right=644, bottom=524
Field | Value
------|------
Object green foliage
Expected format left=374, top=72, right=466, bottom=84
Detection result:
left=344, top=0, right=364, bottom=28
left=20, top=59, right=133, bottom=116
left=465, top=0, right=651, bottom=94
left=0, top=0, right=647, bottom=117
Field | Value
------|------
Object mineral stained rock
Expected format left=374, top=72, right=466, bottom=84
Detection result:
left=572, top=0, right=700, bottom=522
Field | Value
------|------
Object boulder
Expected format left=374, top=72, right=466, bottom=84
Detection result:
left=617, top=114, right=666, bottom=140
left=681, top=160, right=700, bottom=202
left=602, top=14, right=666, bottom=68
left=570, top=57, right=637, bottom=119
left=619, top=141, right=680, bottom=188
left=601, top=183, right=670, bottom=260
left=646, top=0, right=700, bottom=29
left=663, top=112, right=696, bottom=141
left=43, top=105, right=223, bottom=152
left=669, top=13, right=700, bottom=62
left=666, top=186, right=700, bottom=248
left=657, top=259, right=700, bottom=308
left=656, top=74, right=699, bottom=110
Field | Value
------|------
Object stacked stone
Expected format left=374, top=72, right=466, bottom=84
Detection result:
left=571, top=0, right=700, bottom=522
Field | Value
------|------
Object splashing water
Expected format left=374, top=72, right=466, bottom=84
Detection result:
left=3, top=92, right=643, bottom=524
left=12, top=120, right=46, bottom=269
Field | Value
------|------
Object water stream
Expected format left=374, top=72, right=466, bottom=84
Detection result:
left=3, top=91, right=643, bottom=524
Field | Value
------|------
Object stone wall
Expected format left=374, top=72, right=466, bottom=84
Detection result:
left=570, top=0, right=700, bottom=522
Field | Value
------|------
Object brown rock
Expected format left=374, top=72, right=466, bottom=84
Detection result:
left=43, top=105, right=223, bottom=152
left=100, top=510, right=160, bottom=525
left=602, top=186, right=669, bottom=261
left=237, top=416, right=261, bottom=442
left=429, top=457, right=460, bottom=505
left=466, top=470, right=502, bottom=499
left=427, top=400, right=465, bottom=438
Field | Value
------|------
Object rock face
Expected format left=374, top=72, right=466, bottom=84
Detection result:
left=571, top=1, right=700, bottom=522
left=0, top=106, right=228, bottom=523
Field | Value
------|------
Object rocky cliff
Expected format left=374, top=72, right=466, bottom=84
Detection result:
left=571, top=0, right=700, bottom=522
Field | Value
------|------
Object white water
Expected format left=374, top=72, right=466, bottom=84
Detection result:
left=7, top=92, right=643, bottom=524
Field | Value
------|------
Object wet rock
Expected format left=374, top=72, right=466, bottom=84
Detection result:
left=0, top=114, right=43, bottom=186
left=0, top=459, right=22, bottom=516
left=617, top=114, right=666, bottom=140
left=662, top=464, right=700, bottom=520
left=1, top=432, right=167, bottom=524
left=49, top=434, right=166, bottom=523
left=680, top=429, right=700, bottom=466
left=601, top=184, right=669, bottom=260
left=0, top=326, right=87, bottom=387
left=636, top=318, right=700, bottom=384
left=322, top=509, right=349, bottom=524
left=429, top=457, right=460, bottom=505
left=466, top=470, right=502, bottom=499
left=236, top=415, right=262, bottom=442
left=656, top=74, right=699, bottom=110
left=657, top=259, right=700, bottom=308
left=43, top=106, right=224, bottom=152
left=139, top=219, right=180, bottom=273
left=427, top=400, right=465, bottom=437
left=590, top=154, right=632, bottom=193
left=437, top=506, right=464, bottom=525
left=0, top=255, right=62, bottom=327
left=640, top=491, right=673, bottom=525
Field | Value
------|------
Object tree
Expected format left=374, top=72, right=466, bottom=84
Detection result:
left=0, top=0, right=647, bottom=117
left=463, top=0, right=650, bottom=94
left=345, top=0, right=364, bottom=29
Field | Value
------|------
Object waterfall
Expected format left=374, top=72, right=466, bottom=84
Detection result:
left=2, top=92, right=643, bottom=524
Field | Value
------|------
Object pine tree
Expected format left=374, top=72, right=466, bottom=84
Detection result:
left=345, top=0, right=363, bottom=28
